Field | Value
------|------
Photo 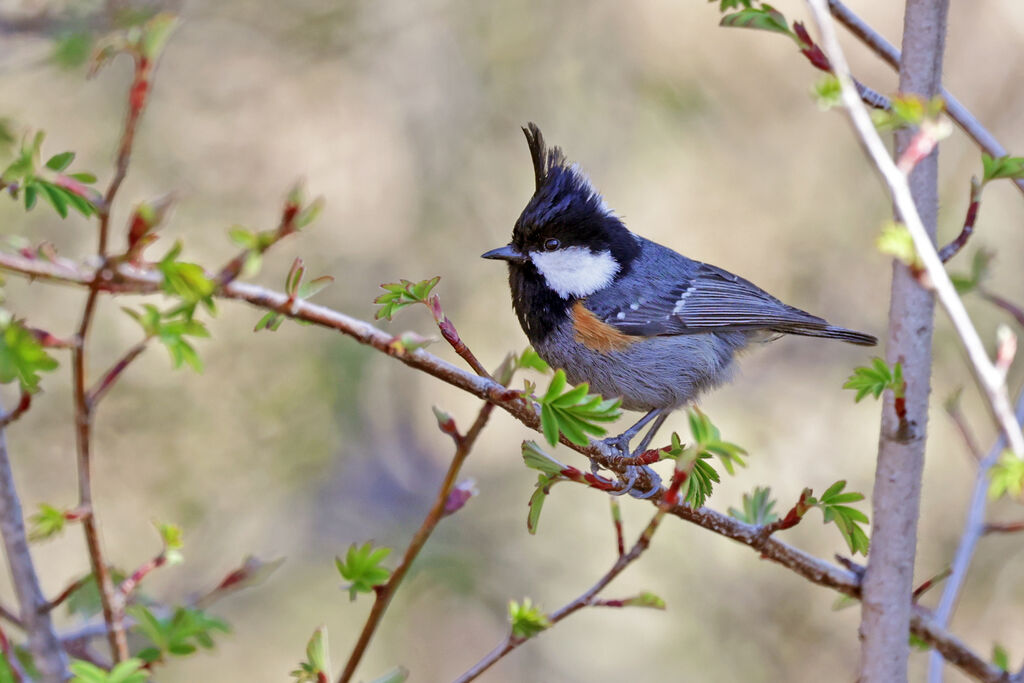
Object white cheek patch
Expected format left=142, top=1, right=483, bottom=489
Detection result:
left=530, top=247, right=619, bottom=299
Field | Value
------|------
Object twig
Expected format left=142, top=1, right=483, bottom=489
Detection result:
left=946, top=391, right=984, bottom=462
left=0, top=395, right=68, bottom=680
left=0, top=252, right=1008, bottom=681
left=454, top=509, right=667, bottom=683
left=0, top=391, right=31, bottom=430
left=929, top=391, right=1024, bottom=683
left=983, top=521, right=1024, bottom=535
left=979, top=289, right=1024, bottom=329
left=116, top=552, right=168, bottom=603
left=609, top=498, right=625, bottom=557
left=338, top=395, right=503, bottom=683
left=0, top=602, right=22, bottom=630
left=99, top=50, right=153, bottom=256
left=827, top=0, right=1024, bottom=199
left=913, top=567, right=952, bottom=602
left=939, top=179, right=981, bottom=263
left=87, top=341, right=148, bottom=407
left=42, top=574, right=91, bottom=614
left=73, top=287, right=127, bottom=662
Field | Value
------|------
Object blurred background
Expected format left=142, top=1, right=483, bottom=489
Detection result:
left=0, top=0, right=1022, bottom=680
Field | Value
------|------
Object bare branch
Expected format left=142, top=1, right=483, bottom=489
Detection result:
left=0, top=392, right=31, bottom=431
left=87, top=341, right=148, bottom=407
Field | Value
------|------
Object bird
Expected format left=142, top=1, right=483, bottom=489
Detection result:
left=483, top=123, right=877, bottom=497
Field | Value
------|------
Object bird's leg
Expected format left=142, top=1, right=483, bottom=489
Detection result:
left=632, top=412, right=669, bottom=456
left=600, top=408, right=664, bottom=456
left=594, top=409, right=668, bottom=498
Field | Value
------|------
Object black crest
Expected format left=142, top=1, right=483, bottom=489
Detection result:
left=522, top=122, right=568, bottom=193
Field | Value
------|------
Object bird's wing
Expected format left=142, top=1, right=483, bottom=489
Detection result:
left=586, top=261, right=831, bottom=337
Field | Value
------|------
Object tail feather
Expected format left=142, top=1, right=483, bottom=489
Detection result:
left=773, top=324, right=878, bottom=347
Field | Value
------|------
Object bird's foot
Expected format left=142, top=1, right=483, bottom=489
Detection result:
left=592, top=435, right=662, bottom=498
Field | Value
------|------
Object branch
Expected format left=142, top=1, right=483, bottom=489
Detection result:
left=938, top=179, right=981, bottom=263
left=928, top=390, right=1024, bottom=682
left=454, top=508, right=667, bottom=683
left=338, top=392, right=504, bottom=683
left=0, top=396, right=68, bottom=679
left=0, top=252, right=1006, bottom=681
left=0, top=391, right=31, bottom=431
left=827, top=0, right=1024, bottom=200
left=979, top=289, right=1024, bottom=329
left=87, top=341, right=148, bottom=407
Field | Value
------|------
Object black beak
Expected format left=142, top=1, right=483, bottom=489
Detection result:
left=481, top=244, right=527, bottom=264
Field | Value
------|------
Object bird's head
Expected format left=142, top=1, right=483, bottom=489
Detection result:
left=482, top=123, right=640, bottom=300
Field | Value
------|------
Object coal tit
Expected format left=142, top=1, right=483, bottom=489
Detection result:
left=483, top=124, right=877, bottom=496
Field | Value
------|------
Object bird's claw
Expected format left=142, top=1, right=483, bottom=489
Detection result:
left=626, top=466, right=662, bottom=499
left=593, top=435, right=663, bottom=498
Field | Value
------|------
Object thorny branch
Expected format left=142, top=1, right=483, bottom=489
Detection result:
left=0, top=252, right=1010, bottom=682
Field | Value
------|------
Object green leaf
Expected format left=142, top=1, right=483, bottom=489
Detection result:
left=993, top=644, right=1010, bottom=672
left=367, top=666, right=410, bottom=683
left=52, top=31, right=94, bottom=69
left=728, top=486, right=779, bottom=525
left=813, top=74, right=842, bottom=110
left=981, top=154, right=1024, bottom=183
left=686, top=410, right=747, bottom=474
left=989, top=451, right=1024, bottom=500
left=66, top=569, right=127, bottom=618
left=336, top=542, right=391, bottom=600
left=681, top=456, right=719, bottom=508
left=518, top=347, right=550, bottom=373
left=876, top=221, right=919, bottom=268
left=38, top=181, right=68, bottom=218
left=28, top=503, right=67, bottom=542
left=140, top=13, right=180, bottom=61
left=297, top=276, right=334, bottom=300
left=527, top=477, right=557, bottom=535
left=158, top=242, right=217, bottom=317
left=254, top=311, right=284, bottom=332
left=373, top=277, right=441, bottom=321
left=508, top=598, right=550, bottom=639
left=813, top=481, right=870, bottom=555
left=843, top=358, right=904, bottom=402
left=0, top=319, right=59, bottom=393
left=521, top=441, right=566, bottom=477
left=720, top=6, right=792, bottom=37
left=23, top=183, right=37, bottom=211
left=871, top=94, right=944, bottom=132
left=45, top=151, right=75, bottom=172
left=537, top=370, right=621, bottom=446
left=616, top=591, right=666, bottom=609
left=70, top=659, right=148, bottom=683
left=127, top=605, right=229, bottom=663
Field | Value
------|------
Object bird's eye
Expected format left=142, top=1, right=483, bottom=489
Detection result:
left=543, top=238, right=560, bottom=251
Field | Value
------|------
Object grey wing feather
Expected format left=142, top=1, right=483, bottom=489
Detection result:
left=588, top=247, right=876, bottom=346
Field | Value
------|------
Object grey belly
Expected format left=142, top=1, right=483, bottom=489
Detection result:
left=535, top=327, right=750, bottom=411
